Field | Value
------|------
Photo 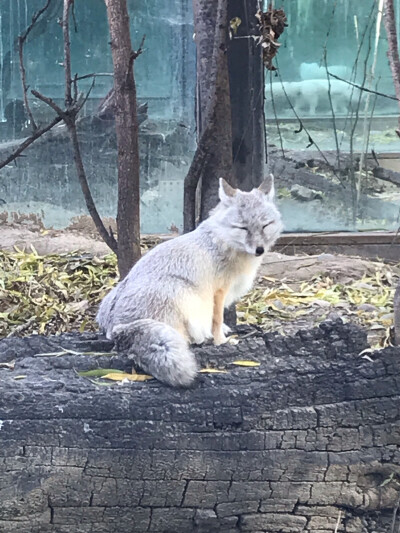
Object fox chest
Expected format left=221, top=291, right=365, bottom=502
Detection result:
left=216, top=257, right=262, bottom=306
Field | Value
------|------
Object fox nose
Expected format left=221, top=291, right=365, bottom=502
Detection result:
left=255, top=246, right=264, bottom=256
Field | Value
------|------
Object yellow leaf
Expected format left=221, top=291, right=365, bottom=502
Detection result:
left=199, top=368, right=228, bottom=373
left=229, top=16, right=242, bottom=35
left=14, top=375, right=27, bottom=380
left=232, top=360, right=260, bottom=367
left=79, top=368, right=124, bottom=378
left=102, top=372, right=154, bottom=381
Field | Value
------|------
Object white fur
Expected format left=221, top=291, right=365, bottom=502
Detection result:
left=97, top=176, right=283, bottom=386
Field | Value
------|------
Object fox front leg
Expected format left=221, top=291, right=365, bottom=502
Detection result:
left=212, top=289, right=228, bottom=345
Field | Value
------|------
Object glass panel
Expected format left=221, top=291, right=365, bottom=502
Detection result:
left=0, top=0, right=196, bottom=232
left=265, top=0, right=400, bottom=232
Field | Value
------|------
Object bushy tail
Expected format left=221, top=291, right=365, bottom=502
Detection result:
left=111, top=319, right=198, bottom=387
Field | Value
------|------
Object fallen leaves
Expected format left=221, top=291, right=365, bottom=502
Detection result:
left=0, top=248, right=118, bottom=338
left=0, top=248, right=398, bottom=351
left=232, top=360, right=260, bottom=367
left=238, top=268, right=398, bottom=349
left=199, top=368, right=228, bottom=374
left=102, top=372, right=154, bottom=382
left=78, top=368, right=154, bottom=383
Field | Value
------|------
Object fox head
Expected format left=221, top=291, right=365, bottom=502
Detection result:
left=210, top=175, right=283, bottom=257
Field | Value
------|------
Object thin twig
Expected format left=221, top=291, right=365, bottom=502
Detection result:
left=323, top=54, right=340, bottom=171
left=0, top=116, right=62, bottom=171
left=65, top=121, right=118, bottom=252
left=71, top=0, right=78, bottom=33
left=339, top=1, right=377, bottom=151
left=128, top=35, right=146, bottom=82
left=268, top=71, right=285, bottom=158
left=31, top=90, right=66, bottom=118
left=275, top=62, right=345, bottom=187
left=348, top=17, right=374, bottom=223
left=76, top=78, right=96, bottom=113
left=74, top=72, right=113, bottom=81
left=18, top=37, right=37, bottom=130
left=383, top=0, right=400, bottom=136
left=334, top=510, right=342, bottom=533
left=391, top=491, right=400, bottom=533
left=72, top=73, right=78, bottom=103
left=328, top=71, right=398, bottom=101
left=18, top=0, right=53, bottom=131
left=132, top=34, right=146, bottom=60
left=63, top=0, right=73, bottom=106
left=7, top=317, right=36, bottom=338
left=358, top=0, right=384, bottom=206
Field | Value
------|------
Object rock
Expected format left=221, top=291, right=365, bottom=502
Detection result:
left=290, top=184, right=324, bottom=201
left=358, top=303, right=378, bottom=313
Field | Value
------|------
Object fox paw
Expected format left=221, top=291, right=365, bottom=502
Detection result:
left=213, top=332, right=228, bottom=346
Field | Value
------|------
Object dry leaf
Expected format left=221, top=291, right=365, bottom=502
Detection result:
left=232, top=360, right=260, bottom=367
left=199, top=368, right=228, bottom=374
left=79, top=368, right=125, bottom=378
left=102, top=372, right=154, bottom=381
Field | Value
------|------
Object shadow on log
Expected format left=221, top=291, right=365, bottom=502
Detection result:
left=1, top=320, right=400, bottom=532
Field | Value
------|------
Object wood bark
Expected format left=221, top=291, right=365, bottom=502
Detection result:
left=105, top=0, right=141, bottom=279
left=186, top=0, right=234, bottom=227
left=383, top=0, right=400, bottom=136
left=1, top=321, right=400, bottom=532
left=184, top=0, right=266, bottom=231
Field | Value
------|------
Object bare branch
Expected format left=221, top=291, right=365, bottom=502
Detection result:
left=183, top=127, right=212, bottom=232
left=31, top=90, right=66, bottom=118
left=66, top=121, right=118, bottom=253
left=1, top=0, right=117, bottom=256
left=18, top=0, right=53, bottom=132
left=132, top=34, right=146, bottom=60
left=328, top=70, right=398, bottom=101
left=74, top=72, right=113, bottom=81
left=76, top=78, right=96, bottom=113
left=127, top=35, right=146, bottom=82
left=18, top=38, right=37, bottom=131
left=72, top=73, right=78, bottom=104
left=20, top=0, right=52, bottom=42
left=383, top=0, right=400, bottom=136
left=63, top=0, right=73, bottom=107
left=0, top=116, right=62, bottom=171
left=275, top=61, right=346, bottom=188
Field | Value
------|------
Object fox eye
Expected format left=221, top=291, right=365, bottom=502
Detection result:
left=232, top=225, right=248, bottom=231
left=263, top=221, right=273, bottom=229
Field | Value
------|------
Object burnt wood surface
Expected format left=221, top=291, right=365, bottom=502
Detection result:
left=1, top=321, right=400, bottom=532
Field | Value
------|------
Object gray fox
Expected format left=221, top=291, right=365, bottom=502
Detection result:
left=96, top=176, right=283, bottom=387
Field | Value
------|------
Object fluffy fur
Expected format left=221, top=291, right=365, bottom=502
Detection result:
left=97, top=176, right=283, bottom=387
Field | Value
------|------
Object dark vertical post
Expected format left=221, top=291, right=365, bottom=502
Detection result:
left=228, top=0, right=265, bottom=190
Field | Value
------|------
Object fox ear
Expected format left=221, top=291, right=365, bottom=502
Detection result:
left=258, top=174, right=275, bottom=200
left=219, top=178, right=237, bottom=202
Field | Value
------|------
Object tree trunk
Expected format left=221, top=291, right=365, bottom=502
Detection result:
left=105, top=0, right=141, bottom=279
left=190, top=0, right=234, bottom=224
left=228, top=0, right=265, bottom=190
left=1, top=321, right=400, bottom=532
left=383, top=0, right=400, bottom=137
